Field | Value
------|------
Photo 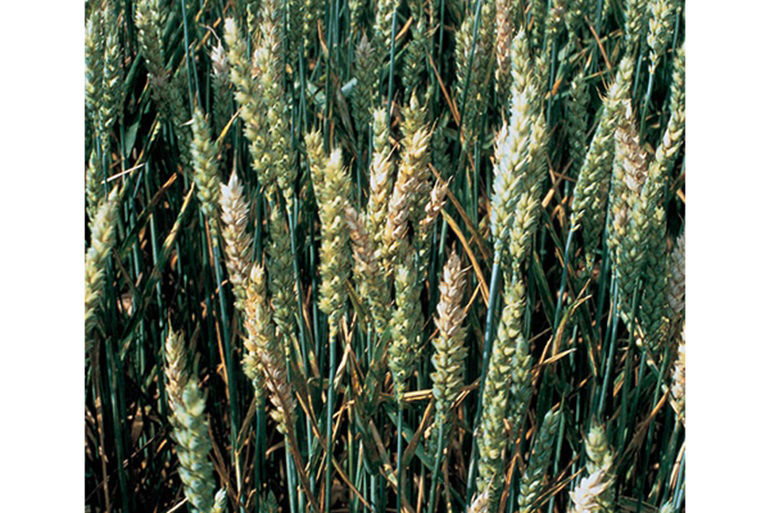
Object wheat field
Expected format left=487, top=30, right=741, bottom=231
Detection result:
left=84, top=0, right=685, bottom=511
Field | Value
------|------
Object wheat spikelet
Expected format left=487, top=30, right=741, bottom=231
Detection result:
left=98, top=4, right=123, bottom=151
left=266, top=203, right=297, bottom=357
left=135, top=0, right=165, bottom=83
left=415, top=175, right=448, bottom=275
left=135, top=0, right=194, bottom=160
left=244, top=264, right=295, bottom=432
left=302, top=0, right=324, bottom=57
left=168, top=71, right=194, bottom=167
left=223, top=17, right=260, bottom=142
left=571, top=53, right=635, bottom=271
left=224, top=18, right=274, bottom=190
left=352, top=34, right=378, bottom=142
left=253, top=0, right=296, bottom=206
left=585, top=424, right=615, bottom=512
left=468, top=488, right=490, bottom=513
left=508, top=112, right=548, bottom=268
left=585, top=425, right=613, bottom=474
left=518, top=410, right=562, bottom=513
left=529, top=0, right=549, bottom=51
left=346, top=207, right=390, bottom=334
left=653, top=45, right=686, bottom=177
left=285, top=0, right=304, bottom=70
left=455, top=0, right=496, bottom=144
left=312, top=148, right=352, bottom=328
left=431, top=249, right=468, bottom=429
left=85, top=9, right=103, bottom=131
left=305, top=129, right=326, bottom=182
left=543, top=0, right=567, bottom=64
left=506, top=335, right=533, bottom=438
left=623, top=0, right=648, bottom=50
left=212, top=489, right=228, bottom=513
left=383, top=175, right=413, bottom=276
left=609, top=101, right=649, bottom=316
left=383, top=94, right=432, bottom=269
left=136, top=0, right=193, bottom=162
left=420, top=179, right=449, bottom=240
left=169, top=382, right=217, bottom=513
left=163, top=329, right=220, bottom=513
left=669, top=328, right=685, bottom=426
left=476, top=278, right=527, bottom=505
left=432, top=115, right=452, bottom=179
left=219, top=172, right=253, bottom=311
left=241, top=264, right=269, bottom=399
left=666, top=232, right=685, bottom=323
left=388, top=253, right=424, bottom=407
left=373, top=0, right=399, bottom=58
left=569, top=470, right=611, bottom=513
left=565, top=0, right=588, bottom=43
left=85, top=149, right=103, bottom=224
left=191, top=108, right=222, bottom=241
left=367, top=108, right=395, bottom=260
left=401, top=94, right=434, bottom=228
left=210, top=41, right=231, bottom=137
left=163, top=328, right=189, bottom=411
left=403, top=17, right=429, bottom=97
left=647, top=0, right=678, bottom=75
left=639, top=207, right=669, bottom=351
left=489, top=32, right=542, bottom=263
left=567, top=69, right=589, bottom=174
left=494, top=0, right=519, bottom=106
left=85, top=188, right=119, bottom=341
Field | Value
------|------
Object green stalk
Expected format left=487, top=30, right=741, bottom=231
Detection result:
left=616, top=281, right=642, bottom=448
left=396, top=406, right=405, bottom=513
left=465, top=253, right=502, bottom=502
left=427, top=422, right=444, bottom=513
left=385, top=9, right=397, bottom=126
left=552, top=225, right=576, bottom=329
left=639, top=68, right=655, bottom=141
left=452, top=0, right=485, bottom=178
left=211, top=225, right=241, bottom=476
left=325, top=328, right=338, bottom=513
left=597, top=275, right=620, bottom=418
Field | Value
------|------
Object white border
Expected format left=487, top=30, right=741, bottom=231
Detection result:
left=688, top=0, right=770, bottom=510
